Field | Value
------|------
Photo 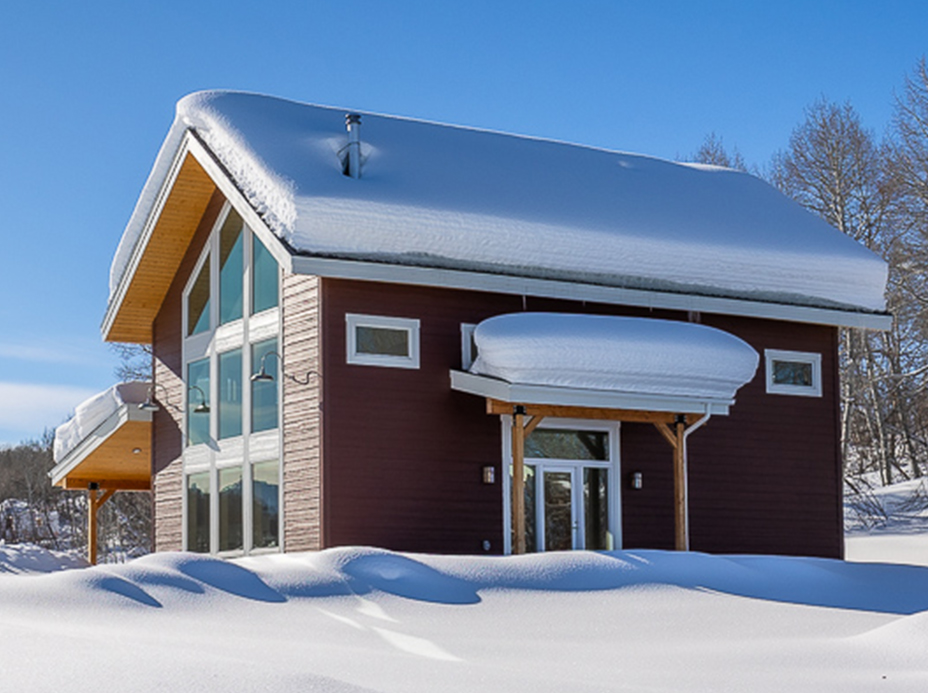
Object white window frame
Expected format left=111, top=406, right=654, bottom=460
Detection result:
left=461, top=323, right=477, bottom=370
left=765, top=349, right=822, bottom=397
left=180, top=201, right=284, bottom=556
left=346, top=313, right=420, bottom=369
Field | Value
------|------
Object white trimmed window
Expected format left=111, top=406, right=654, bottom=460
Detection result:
left=765, top=349, right=822, bottom=397
left=461, top=323, right=478, bottom=370
left=181, top=202, right=282, bottom=556
left=346, top=314, right=420, bottom=369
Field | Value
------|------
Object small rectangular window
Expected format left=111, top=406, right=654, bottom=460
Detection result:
left=346, top=314, right=420, bottom=369
left=461, top=323, right=478, bottom=369
left=765, top=349, right=822, bottom=397
left=525, top=429, right=610, bottom=461
left=186, top=472, right=211, bottom=553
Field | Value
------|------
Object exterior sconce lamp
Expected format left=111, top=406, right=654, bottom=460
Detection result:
left=138, top=385, right=161, bottom=412
left=629, top=471, right=643, bottom=490
left=482, top=466, right=496, bottom=484
left=250, top=350, right=321, bottom=386
left=188, top=385, right=210, bottom=414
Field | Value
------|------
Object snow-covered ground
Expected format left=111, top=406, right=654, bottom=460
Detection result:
left=846, top=477, right=928, bottom=568
left=1, top=539, right=927, bottom=692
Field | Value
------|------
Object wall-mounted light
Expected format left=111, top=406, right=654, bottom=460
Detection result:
left=188, top=385, right=210, bottom=414
left=482, top=466, right=496, bottom=484
left=250, top=350, right=321, bottom=386
left=629, top=471, right=643, bottom=490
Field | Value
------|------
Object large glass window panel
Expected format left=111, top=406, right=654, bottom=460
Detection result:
left=219, top=348, right=243, bottom=439
left=251, top=338, right=278, bottom=433
left=525, top=429, right=609, bottom=461
left=544, top=471, right=573, bottom=551
left=510, top=464, right=537, bottom=554
left=219, top=209, right=244, bottom=325
left=186, top=472, right=210, bottom=553
left=186, top=358, right=210, bottom=446
left=218, top=466, right=243, bottom=552
left=584, top=468, right=609, bottom=550
left=252, top=460, right=280, bottom=549
left=187, top=256, right=210, bottom=336
left=356, top=326, right=409, bottom=356
left=252, top=234, right=279, bottom=314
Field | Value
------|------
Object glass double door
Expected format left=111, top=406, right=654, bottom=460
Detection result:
left=526, top=464, right=610, bottom=552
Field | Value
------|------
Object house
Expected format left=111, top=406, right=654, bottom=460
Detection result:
left=51, top=91, right=890, bottom=563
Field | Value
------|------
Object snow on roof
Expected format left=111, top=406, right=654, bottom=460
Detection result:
left=53, top=381, right=150, bottom=463
left=111, top=91, right=888, bottom=313
left=470, top=313, right=759, bottom=401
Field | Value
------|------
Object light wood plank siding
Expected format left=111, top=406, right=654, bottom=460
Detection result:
left=282, top=274, right=323, bottom=551
left=151, top=190, right=225, bottom=551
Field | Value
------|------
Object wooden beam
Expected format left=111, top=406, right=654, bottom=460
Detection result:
left=64, top=478, right=151, bottom=491
left=487, top=399, right=703, bottom=424
left=523, top=414, right=545, bottom=438
left=512, top=408, right=527, bottom=555
left=653, top=422, right=678, bottom=448
left=673, top=419, right=687, bottom=551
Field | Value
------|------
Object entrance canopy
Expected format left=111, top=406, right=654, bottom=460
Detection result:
left=450, top=313, right=759, bottom=554
left=452, top=313, right=759, bottom=414
left=51, top=381, right=153, bottom=491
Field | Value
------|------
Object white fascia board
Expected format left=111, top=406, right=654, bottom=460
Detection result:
left=101, top=130, right=293, bottom=343
left=293, top=256, right=892, bottom=331
left=450, top=370, right=732, bottom=416
left=48, top=405, right=153, bottom=486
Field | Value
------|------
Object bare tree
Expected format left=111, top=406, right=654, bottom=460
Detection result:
left=688, top=132, right=748, bottom=171
left=110, top=342, right=152, bottom=382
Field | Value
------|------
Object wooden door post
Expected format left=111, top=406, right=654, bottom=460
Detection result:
left=512, top=406, right=526, bottom=555
left=87, top=486, right=116, bottom=565
left=673, top=417, right=688, bottom=551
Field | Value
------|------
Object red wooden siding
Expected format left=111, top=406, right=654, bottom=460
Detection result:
left=281, top=274, right=323, bottom=551
left=151, top=190, right=224, bottom=552
left=319, top=279, right=843, bottom=558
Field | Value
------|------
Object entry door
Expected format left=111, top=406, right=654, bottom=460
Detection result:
left=543, top=467, right=578, bottom=551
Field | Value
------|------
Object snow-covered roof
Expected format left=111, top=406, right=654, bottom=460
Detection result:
left=53, top=381, right=150, bottom=464
left=111, top=91, right=888, bottom=317
left=468, top=313, right=758, bottom=404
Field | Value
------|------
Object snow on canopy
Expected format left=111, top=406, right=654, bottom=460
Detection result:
left=111, top=91, right=888, bottom=313
left=470, top=313, right=759, bottom=401
left=53, top=381, right=150, bottom=463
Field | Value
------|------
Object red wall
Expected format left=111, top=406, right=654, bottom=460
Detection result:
left=320, top=279, right=843, bottom=558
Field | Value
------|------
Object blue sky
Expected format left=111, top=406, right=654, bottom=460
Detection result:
left=0, top=0, right=926, bottom=446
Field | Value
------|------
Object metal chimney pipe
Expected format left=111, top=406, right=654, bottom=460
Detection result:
left=345, top=113, right=361, bottom=179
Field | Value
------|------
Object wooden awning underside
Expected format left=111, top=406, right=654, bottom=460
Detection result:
left=50, top=406, right=152, bottom=491
left=103, top=152, right=217, bottom=344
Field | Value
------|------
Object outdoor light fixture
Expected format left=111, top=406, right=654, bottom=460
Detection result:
left=188, top=385, right=210, bottom=414
left=132, top=448, right=142, bottom=455
left=482, top=466, right=496, bottom=484
left=138, top=385, right=161, bottom=412
left=629, top=471, right=643, bottom=490
left=250, top=350, right=321, bottom=386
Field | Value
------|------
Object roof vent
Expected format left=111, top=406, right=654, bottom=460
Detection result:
left=344, top=113, right=362, bottom=179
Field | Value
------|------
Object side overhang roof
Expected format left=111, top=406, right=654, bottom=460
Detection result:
left=49, top=404, right=152, bottom=491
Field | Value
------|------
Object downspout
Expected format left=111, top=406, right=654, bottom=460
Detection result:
left=681, top=409, right=712, bottom=551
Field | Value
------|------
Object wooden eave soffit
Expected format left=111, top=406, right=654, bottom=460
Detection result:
left=105, top=153, right=217, bottom=344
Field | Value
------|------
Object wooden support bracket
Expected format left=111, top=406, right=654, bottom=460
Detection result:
left=511, top=406, right=545, bottom=555
left=87, top=487, right=117, bottom=566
